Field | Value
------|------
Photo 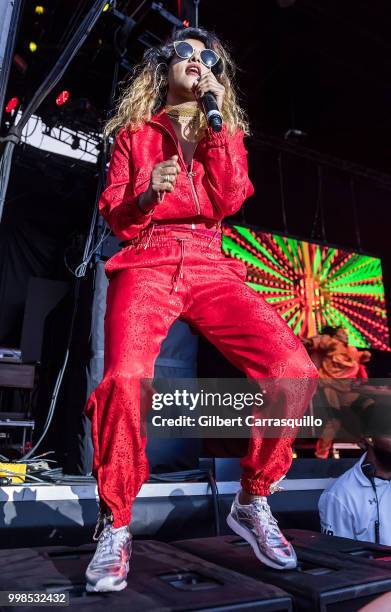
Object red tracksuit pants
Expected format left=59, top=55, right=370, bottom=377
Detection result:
left=84, top=224, right=318, bottom=528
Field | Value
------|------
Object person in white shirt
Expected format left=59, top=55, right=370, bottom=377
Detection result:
left=319, top=399, right=391, bottom=545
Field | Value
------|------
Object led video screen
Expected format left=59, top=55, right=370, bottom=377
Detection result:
left=222, top=225, right=390, bottom=350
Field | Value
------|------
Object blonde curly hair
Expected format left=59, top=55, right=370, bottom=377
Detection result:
left=103, top=27, right=250, bottom=139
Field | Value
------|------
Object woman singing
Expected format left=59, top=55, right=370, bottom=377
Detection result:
left=84, top=27, right=318, bottom=592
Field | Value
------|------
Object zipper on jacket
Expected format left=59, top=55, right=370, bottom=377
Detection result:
left=149, top=121, right=201, bottom=216
left=188, top=157, right=201, bottom=215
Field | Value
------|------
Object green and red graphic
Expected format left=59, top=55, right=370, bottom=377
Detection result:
left=222, top=225, right=390, bottom=349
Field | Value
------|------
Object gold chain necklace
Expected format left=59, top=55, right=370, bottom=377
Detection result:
left=164, top=104, right=205, bottom=142
left=165, top=103, right=199, bottom=119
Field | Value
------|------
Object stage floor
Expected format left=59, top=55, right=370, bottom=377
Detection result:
left=1, top=532, right=391, bottom=611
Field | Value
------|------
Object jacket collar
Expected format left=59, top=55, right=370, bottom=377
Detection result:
left=355, top=453, right=373, bottom=487
left=148, top=107, right=179, bottom=144
left=148, top=107, right=192, bottom=170
left=147, top=107, right=207, bottom=169
left=355, top=452, right=390, bottom=487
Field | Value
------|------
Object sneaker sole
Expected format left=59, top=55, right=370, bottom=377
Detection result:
left=86, top=578, right=127, bottom=593
left=226, top=513, right=297, bottom=571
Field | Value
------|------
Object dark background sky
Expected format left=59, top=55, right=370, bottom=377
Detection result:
left=7, top=0, right=391, bottom=171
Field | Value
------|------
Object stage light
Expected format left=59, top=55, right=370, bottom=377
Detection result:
left=5, top=97, right=19, bottom=113
left=34, top=5, right=45, bottom=14
left=56, top=90, right=70, bottom=106
left=183, top=19, right=190, bottom=27
left=29, top=41, right=38, bottom=52
left=103, top=2, right=110, bottom=11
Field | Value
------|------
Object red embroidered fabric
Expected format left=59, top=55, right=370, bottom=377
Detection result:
left=84, top=112, right=318, bottom=528
left=84, top=228, right=319, bottom=528
left=98, top=109, right=255, bottom=241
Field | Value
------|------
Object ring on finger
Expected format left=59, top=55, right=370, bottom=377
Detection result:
left=163, top=174, right=171, bottom=183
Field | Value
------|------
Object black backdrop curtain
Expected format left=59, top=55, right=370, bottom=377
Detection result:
left=0, top=143, right=95, bottom=346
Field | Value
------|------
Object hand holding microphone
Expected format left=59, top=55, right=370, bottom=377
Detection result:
left=193, top=71, right=225, bottom=132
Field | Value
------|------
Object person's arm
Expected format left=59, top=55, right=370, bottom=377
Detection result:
left=197, top=125, right=254, bottom=218
left=319, top=491, right=356, bottom=539
left=99, top=127, right=155, bottom=240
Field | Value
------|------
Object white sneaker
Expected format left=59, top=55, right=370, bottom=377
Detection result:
left=85, top=515, right=132, bottom=592
left=227, top=492, right=297, bottom=570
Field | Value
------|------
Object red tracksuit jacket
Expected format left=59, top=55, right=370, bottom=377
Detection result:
left=99, top=108, right=255, bottom=240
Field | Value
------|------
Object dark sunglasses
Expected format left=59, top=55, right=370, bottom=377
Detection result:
left=173, top=41, right=220, bottom=69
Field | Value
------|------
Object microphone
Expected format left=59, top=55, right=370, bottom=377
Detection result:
left=200, top=91, right=223, bottom=132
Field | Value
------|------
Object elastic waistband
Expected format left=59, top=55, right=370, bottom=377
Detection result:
left=122, top=222, right=222, bottom=250
left=153, top=220, right=221, bottom=232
